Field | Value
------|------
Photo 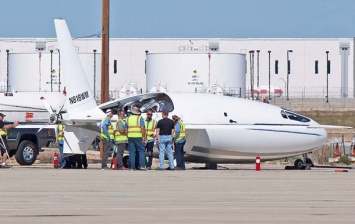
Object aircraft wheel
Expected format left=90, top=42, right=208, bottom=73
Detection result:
left=294, top=159, right=304, bottom=170
left=123, top=155, right=129, bottom=168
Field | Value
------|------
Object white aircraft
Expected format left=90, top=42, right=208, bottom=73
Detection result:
left=50, top=19, right=338, bottom=169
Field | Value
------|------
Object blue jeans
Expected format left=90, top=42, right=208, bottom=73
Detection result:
left=58, top=143, right=66, bottom=166
left=128, top=138, right=146, bottom=169
left=158, top=135, right=174, bottom=169
left=174, top=141, right=186, bottom=169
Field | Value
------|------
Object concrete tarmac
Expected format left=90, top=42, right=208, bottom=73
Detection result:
left=0, top=164, right=354, bottom=224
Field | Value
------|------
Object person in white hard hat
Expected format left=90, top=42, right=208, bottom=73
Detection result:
left=99, top=109, right=114, bottom=170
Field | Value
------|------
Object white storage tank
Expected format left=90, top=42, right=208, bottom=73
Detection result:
left=146, top=52, right=246, bottom=97
left=8, top=52, right=101, bottom=93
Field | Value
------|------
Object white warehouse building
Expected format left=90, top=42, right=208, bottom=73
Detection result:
left=0, top=37, right=353, bottom=99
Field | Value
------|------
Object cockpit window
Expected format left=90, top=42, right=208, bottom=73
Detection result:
left=99, top=93, right=174, bottom=114
left=281, top=110, right=310, bottom=123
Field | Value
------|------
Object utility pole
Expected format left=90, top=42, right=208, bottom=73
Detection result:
left=101, top=0, right=110, bottom=103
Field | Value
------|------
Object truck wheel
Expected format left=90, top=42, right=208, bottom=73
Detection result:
left=15, top=140, right=38, bottom=165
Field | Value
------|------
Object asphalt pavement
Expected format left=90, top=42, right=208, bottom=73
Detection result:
left=0, top=163, right=354, bottom=224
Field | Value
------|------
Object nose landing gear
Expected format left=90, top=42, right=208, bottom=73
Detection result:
left=294, top=153, right=314, bottom=170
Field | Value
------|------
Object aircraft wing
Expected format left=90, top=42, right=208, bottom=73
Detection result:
left=69, top=118, right=101, bottom=124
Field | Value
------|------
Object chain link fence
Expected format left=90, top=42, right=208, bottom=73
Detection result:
left=1, top=104, right=49, bottom=122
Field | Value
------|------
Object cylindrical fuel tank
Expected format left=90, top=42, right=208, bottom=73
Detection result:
left=8, top=52, right=101, bottom=93
left=146, top=52, right=246, bottom=97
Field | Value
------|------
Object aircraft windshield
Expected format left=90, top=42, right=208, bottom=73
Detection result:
left=281, top=110, right=310, bottom=123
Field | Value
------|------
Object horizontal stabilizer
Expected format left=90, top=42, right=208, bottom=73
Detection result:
left=63, top=126, right=97, bottom=154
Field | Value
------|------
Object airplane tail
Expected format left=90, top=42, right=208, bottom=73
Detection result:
left=54, top=19, right=97, bottom=114
left=54, top=19, right=99, bottom=154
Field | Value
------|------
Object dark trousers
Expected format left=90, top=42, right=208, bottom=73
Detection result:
left=116, top=143, right=127, bottom=168
left=75, top=154, right=88, bottom=169
left=0, top=135, right=9, bottom=156
left=101, top=139, right=113, bottom=168
left=66, top=155, right=77, bottom=168
left=145, top=141, right=154, bottom=168
left=174, top=141, right=186, bottom=169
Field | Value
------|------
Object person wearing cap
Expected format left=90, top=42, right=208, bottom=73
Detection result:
left=172, top=113, right=186, bottom=170
left=155, top=110, right=175, bottom=170
left=126, top=106, right=146, bottom=170
left=113, top=109, right=128, bottom=170
left=0, top=113, right=19, bottom=168
left=100, top=109, right=114, bottom=170
left=144, top=109, right=157, bottom=170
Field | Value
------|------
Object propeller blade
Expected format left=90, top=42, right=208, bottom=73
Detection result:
left=56, top=87, right=67, bottom=114
left=37, top=123, right=49, bottom=133
left=40, top=96, right=54, bottom=114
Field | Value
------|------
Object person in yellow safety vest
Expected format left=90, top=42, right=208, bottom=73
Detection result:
left=114, top=110, right=128, bottom=170
left=0, top=112, right=19, bottom=168
left=144, top=109, right=157, bottom=170
left=126, top=106, right=146, bottom=170
left=100, top=109, right=114, bottom=170
left=56, top=122, right=67, bottom=168
left=172, top=113, right=186, bottom=170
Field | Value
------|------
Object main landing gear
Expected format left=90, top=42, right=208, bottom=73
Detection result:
left=293, top=153, right=314, bottom=170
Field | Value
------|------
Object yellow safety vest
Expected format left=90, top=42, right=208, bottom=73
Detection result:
left=114, top=119, right=128, bottom=142
left=175, top=121, right=186, bottom=141
left=100, top=116, right=114, bottom=140
left=145, top=119, right=156, bottom=141
left=57, top=124, right=64, bottom=141
left=0, top=128, right=7, bottom=139
left=127, top=115, right=142, bottom=138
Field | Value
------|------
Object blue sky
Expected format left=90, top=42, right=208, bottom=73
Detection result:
left=1, top=0, right=355, bottom=38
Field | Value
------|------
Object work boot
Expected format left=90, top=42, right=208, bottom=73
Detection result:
left=1, top=163, right=12, bottom=168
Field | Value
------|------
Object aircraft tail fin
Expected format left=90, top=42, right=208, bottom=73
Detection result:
left=54, top=19, right=97, bottom=114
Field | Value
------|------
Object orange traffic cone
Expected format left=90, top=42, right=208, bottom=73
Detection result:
left=333, top=143, right=340, bottom=158
left=111, top=157, right=117, bottom=170
left=352, top=145, right=355, bottom=157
